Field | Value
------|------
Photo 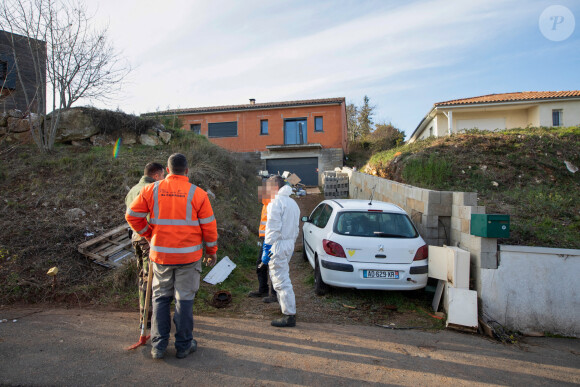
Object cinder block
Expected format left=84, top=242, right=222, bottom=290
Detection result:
left=422, top=214, right=438, bottom=228
left=450, top=229, right=461, bottom=245
left=451, top=217, right=462, bottom=232
left=453, top=192, right=477, bottom=206
left=422, top=227, right=439, bottom=239
left=479, top=237, right=498, bottom=253
left=428, top=203, right=452, bottom=216
left=461, top=219, right=470, bottom=233
left=480, top=252, right=498, bottom=269
left=460, top=232, right=473, bottom=250
left=440, top=191, right=453, bottom=206
left=458, top=205, right=486, bottom=220
left=428, top=190, right=441, bottom=205
left=452, top=205, right=460, bottom=218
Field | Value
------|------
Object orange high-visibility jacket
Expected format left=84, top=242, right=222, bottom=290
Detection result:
left=125, top=174, right=218, bottom=265
left=258, top=198, right=270, bottom=238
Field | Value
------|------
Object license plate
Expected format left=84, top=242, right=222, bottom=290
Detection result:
left=363, top=270, right=399, bottom=279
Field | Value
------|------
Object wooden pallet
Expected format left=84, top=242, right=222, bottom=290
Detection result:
left=78, top=224, right=134, bottom=268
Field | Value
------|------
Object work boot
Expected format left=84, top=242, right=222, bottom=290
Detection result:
left=151, top=348, right=165, bottom=360
left=263, top=295, right=278, bottom=303
left=176, top=339, right=197, bottom=359
left=248, top=290, right=269, bottom=298
left=271, top=315, right=296, bottom=328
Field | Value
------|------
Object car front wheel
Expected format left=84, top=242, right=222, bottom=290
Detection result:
left=314, top=258, right=328, bottom=296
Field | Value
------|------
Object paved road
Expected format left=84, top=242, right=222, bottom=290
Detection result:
left=0, top=307, right=579, bottom=386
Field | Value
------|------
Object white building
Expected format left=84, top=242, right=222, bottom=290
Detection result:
left=409, top=90, right=580, bottom=143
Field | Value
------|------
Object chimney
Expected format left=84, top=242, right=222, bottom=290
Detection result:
left=249, top=98, right=256, bottom=105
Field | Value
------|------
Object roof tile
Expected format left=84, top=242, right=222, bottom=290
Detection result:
left=144, top=97, right=345, bottom=116
left=435, top=90, right=580, bottom=106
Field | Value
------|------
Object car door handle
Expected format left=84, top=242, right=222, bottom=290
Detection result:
left=375, top=254, right=386, bottom=258
left=309, top=231, right=312, bottom=233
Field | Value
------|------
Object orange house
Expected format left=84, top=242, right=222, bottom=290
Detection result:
left=146, top=97, right=348, bottom=185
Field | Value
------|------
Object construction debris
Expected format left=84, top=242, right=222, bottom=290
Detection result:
left=203, top=256, right=236, bottom=285
left=323, top=171, right=349, bottom=199
left=77, top=224, right=134, bottom=268
left=286, top=173, right=301, bottom=186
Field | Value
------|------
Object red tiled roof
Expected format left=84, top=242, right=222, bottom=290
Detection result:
left=435, top=91, right=580, bottom=106
left=143, top=97, right=345, bottom=116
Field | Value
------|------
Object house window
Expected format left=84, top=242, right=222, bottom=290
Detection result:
left=260, top=119, right=268, bottom=135
left=314, top=116, right=323, bottom=132
left=284, top=118, right=307, bottom=145
left=552, top=109, right=563, bottom=126
left=208, top=121, right=238, bottom=138
left=429, top=126, right=433, bottom=137
left=190, top=123, right=201, bottom=135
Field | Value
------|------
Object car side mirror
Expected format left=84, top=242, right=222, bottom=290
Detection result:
left=301, top=216, right=309, bottom=222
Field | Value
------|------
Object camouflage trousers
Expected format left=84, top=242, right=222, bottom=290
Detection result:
left=132, top=238, right=152, bottom=325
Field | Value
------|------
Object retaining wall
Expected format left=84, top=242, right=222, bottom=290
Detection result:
left=343, top=167, right=497, bottom=292
left=481, top=245, right=580, bottom=337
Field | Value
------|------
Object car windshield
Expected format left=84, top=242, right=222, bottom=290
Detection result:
left=334, top=211, right=418, bottom=238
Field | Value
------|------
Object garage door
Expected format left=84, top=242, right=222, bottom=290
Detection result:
left=266, top=157, right=318, bottom=186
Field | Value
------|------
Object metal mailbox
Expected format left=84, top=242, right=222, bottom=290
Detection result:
left=470, top=214, right=510, bottom=238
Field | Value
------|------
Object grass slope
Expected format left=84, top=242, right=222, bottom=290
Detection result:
left=0, top=131, right=262, bottom=307
left=364, top=127, right=580, bottom=249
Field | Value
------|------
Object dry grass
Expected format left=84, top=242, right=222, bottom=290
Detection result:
left=0, top=131, right=261, bottom=305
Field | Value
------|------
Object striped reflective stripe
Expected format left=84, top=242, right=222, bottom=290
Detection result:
left=150, top=243, right=203, bottom=254
left=205, top=241, right=218, bottom=247
left=199, top=215, right=215, bottom=224
left=185, top=185, right=196, bottom=221
left=126, top=209, right=148, bottom=218
left=137, top=224, right=149, bottom=235
left=150, top=219, right=200, bottom=226
left=151, top=182, right=200, bottom=225
left=152, top=181, right=161, bottom=219
left=260, top=221, right=267, bottom=225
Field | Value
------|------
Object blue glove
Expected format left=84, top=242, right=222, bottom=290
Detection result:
left=261, top=243, right=273, bottom=265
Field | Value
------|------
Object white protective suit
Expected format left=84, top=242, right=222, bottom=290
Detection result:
left=265, top=184, right=300, bottom=315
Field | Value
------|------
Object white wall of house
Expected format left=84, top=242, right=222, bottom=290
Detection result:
left=537, top=100, right=580, bottom=127
left=529, top=105, right=540, bottom=126
left=412, top=99, right=580, bottom=142
left=480, top=245, right=580, bottom=337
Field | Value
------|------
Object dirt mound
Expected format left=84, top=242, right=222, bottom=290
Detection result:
left=0, top=132, right=261, bottom=304
left=364, top=127, right=580, bottom=248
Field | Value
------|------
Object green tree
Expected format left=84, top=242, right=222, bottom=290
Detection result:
left=346, top=102, right=359, bottom=142
left=370, top=122, right=405, bottom=151
left=357, top=95, right=375, bottom=138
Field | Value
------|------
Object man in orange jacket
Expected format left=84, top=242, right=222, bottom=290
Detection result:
left=126, top=153, right=218, bottom=360
left=248, top=182, right=277, bottom=302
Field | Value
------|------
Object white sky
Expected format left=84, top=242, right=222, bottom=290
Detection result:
left=84, top=0, right=580, bottom=137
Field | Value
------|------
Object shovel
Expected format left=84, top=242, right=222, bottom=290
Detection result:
left=127, top=261, right=153, bottom=350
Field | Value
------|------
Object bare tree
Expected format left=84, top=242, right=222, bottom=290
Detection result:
left=0, top=0, right=131, bottom=151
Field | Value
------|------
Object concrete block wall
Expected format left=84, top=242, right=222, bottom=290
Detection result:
left=318, top=148, right=344, bottom=184
left=343, top=168, right=451, bottom=246
left=343, top=168, right=499, bottom=293
left=449, top=192, right=498, bottom=293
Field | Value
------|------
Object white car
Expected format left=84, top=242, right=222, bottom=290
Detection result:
left=301, top=199, right=428, bottom=295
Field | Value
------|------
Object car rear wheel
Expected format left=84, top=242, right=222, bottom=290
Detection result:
left=302, top=237, right=308, bottom=261
left=314, top=258, right=328, bottom=296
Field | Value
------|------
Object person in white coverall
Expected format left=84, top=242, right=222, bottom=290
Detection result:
left=262, top=175, right=300, bottom=327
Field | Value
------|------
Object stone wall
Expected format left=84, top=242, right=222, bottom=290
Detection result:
left=0, top=109, right=38, bottom=143
left=1, top=107, right=173, bottom=147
